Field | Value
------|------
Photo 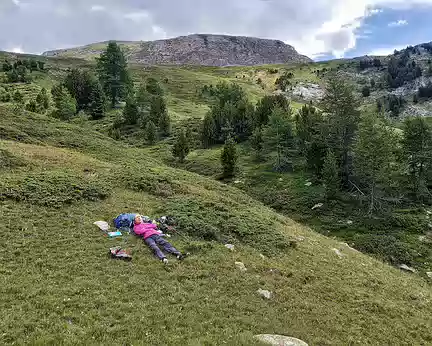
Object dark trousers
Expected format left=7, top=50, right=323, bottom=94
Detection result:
left=144, top=234, right=180, bottom=260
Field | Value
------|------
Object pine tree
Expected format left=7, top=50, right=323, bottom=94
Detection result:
left=401, top=117, right=432, bottom=200
left=7, top=69, right=19, bottom=83
left=263, top=106, right=294, bottom=171
left=36, top=87, right=49, bottom=111
left=54, top=87, right=77, bottom=120
left=12, top=90, right=23, bottom=104
left=353, top=112, right=397, bottom=214
left=123, top=96, right=139, bottom=125
left=250, top=127, right=264, bottom=158
left=97, top=41, right=132, bottom=107
left=295, top=104, right=323, bottom=155
left=89, top=81, right=106, bottom=120
left=145, top=121, right=157, bottom=144
left=136, top=83, right=151, bottom=110
left=149, top=95, right=167, bottom=124
left=201, top=113, right=217, bottom=148
left=146, top=77, right=164, bottom=96
left=25, top=100, right=38, bottom=113
left=172, top=130, right=190, bottom=162
left=221, top=136, right=238, bottom=178
left=322, top=149, right=340, bottom=200
left=322, top=75, right=360, bottom=186
left=158, top=109, right=171, bottom=137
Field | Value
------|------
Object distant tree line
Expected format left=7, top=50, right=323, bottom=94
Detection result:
left=1, top=58, right=46, bottom=83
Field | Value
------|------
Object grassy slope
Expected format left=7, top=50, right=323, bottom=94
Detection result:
left=1, top=104, right=432, bottom=345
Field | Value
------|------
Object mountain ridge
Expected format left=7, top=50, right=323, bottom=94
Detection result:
left=42, top=34, right=312, bottom=66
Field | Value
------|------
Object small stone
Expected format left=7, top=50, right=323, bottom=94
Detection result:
left=259, top=254, right=266, bottom=259
left=225, top=244, right=235, bottom=251
left=346, top=220, right=353, bottom=225
left=419, top=235, right=432, bottom=244
left=257, top=288, right=272, bottom=299
left=235, top=261, right=247, bottom=272
left=428, top=223, right=432, bottom=229
left=311, top=203, right=323, bottom=210
left=342, top=242, right=359, bottom=252
left=332, top=248, right=344, bottom=259
left=427, top=210, right=432, bottom=215
left=234, top=180, right=242, bottom=184
left=426, top=272, right=432, bottom=279
left=399, top=264, right=416, bottom=273
left=295, top=236, right=305, bottom=242
left=304, top=182, right=312, bottom=187
left=254, top=334, right=308, bottom=346
left=278, top=178, right=283, bottom=182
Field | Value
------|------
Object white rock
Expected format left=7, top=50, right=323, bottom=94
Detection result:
left=295, top=236, right=305, bottom=242
left=342, top=242, right=359, bottom=253
left=254, top=334, right=308, bottom=346
left=234, top=180, right=242, bottom=184
left=399, top=264, right=416, bottom=273
left=259, top=254, right=266, bottom=259
left=93, top=221, right=110, bottom=232
left=278, top=178, right=283, bottom=182
left=304, top=182, right=312, bottom=187
left=346, top=220, right=353, bottom=225
left=225, top=244, right=235, bottom=251
left=257, top=288, right=272, bottom=299
left=235, top=261, right=247, bottom=272
left=311, top=203, right=323, bottom=210
left=426, top=272, right=432, bottom=279
left=332, top=248, right=344, bottom=259
left=419, top=235, right=432, bottom=244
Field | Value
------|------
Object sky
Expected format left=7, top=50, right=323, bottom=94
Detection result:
left=1, top=0, right=432, bottom=61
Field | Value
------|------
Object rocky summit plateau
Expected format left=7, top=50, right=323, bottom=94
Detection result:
left=42, top=34, right=312, bottom=66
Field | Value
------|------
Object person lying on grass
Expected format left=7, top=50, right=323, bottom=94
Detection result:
left=134, top=215, right=187, bottom=264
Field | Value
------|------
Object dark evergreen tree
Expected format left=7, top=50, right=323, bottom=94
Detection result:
left=401, top=117, right=432, bottom=200
left=322, top=75, right=360, bottom=186
left=89, top=81, right=106, bottom=120
left=54, top=87, right=77, bottom=120
left=201, top=113, right=217, bottom=148
left=322, top=149, right=340, bottom=200
left=255, top=94, right=290, bottom=128
left=123, top=96, right=140, bottom=125
left=158, top=106, right=171, bottom=137
left=145, top=121, right=157, bottom=144
left=146, top=77, right=164, bottom=96
left=221, top=136, right=238, bottom=178
left=97, top=41, right=132, bottom=107
left=172, top=129, right=190, bottom=162
left=25, top=100, right=38, bottom=113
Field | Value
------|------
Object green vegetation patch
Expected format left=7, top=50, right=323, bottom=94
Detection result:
left=0, top=171, right=109, bottom=207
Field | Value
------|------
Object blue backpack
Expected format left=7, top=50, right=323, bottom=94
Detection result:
left=113, top=213, right=137, bottom=231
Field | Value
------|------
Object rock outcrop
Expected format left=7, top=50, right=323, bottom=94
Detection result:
left=43, top=34, right=311, bottom=66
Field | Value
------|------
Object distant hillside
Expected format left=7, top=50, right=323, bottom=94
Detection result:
left=42, top=34, right=312, bottom=66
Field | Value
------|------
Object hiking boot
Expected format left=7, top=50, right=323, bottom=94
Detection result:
left=162, top=258, right=169, bottom=265
left=176, top=253, right=190, bottom=261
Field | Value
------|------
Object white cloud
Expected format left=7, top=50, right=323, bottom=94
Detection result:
left=366, top=45, right=408, bottom=55
left=1, top=0, right=432, bottom=57
left=388, top=19, right=408, bottom=27
left=90, top=5, right=105, bottom=12
left=9, top=46, right=23, bottom=53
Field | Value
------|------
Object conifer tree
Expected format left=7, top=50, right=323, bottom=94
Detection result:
left=221, top=136, right=238, bottom=178
left=145, top=121, right=157, bottom=144
left=322, top=149, right=340, bottom=200
left=123, top=96, right=139, bottom=125
left=172, top=129, right=190, bottom=162
left=97, top=41, right=132, bottom=107
left=353, top=112, right=397, bottom=213
left=89, top=81, right=106, bottom=120
left=201, top=113, right=217, bottom=148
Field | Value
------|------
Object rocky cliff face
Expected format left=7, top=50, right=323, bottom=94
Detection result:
left=43, top=34, right=311, bottom=66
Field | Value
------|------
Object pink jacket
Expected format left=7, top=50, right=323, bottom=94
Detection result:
left=133, top=223, right=160, bottom=239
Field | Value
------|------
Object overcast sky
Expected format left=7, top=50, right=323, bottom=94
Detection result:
left=1, top=0, right=432, bottom=60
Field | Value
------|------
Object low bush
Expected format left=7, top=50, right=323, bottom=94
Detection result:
left=0, top=171, right=109, bottom=207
